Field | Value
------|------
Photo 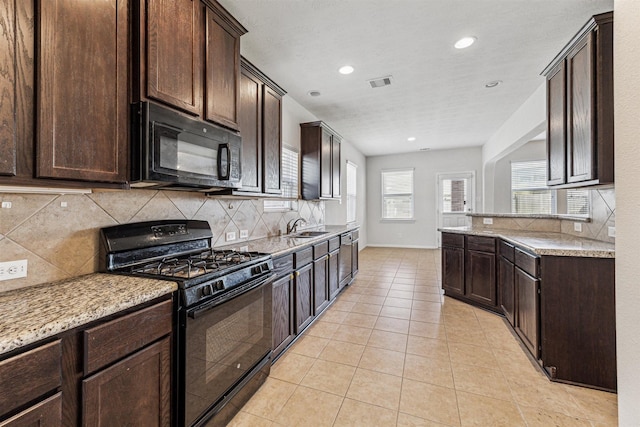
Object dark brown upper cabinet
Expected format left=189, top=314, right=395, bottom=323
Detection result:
left=141, top=0, right=202, bottom=115
left=542, top=12, right=613, bottom=188
left=235, top=59, right=285, bottom=195
left=134, top=0, right=246, bottom=132
left=300, top=121, right=342, bottom=200
left=37, top=0, right=129, bottom=183
left=0, top=0, right=18, bottom=177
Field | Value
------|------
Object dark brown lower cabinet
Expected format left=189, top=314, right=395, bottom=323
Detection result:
left=295, top=263, right=314, bottom=333
left=442, top=246, right=464, bottom=296
left=313, top=256, right=330, bottom=315
left=272, top=274, right=294, bottom=360
left=465, top=249, right=496, bottom=307
left=83, top=338, right=171, bottom=426
left=498, top=256, right=515, bottom=326
left=0, top=393, right=62, bottom=427
left=328, top=249, right=340, bottom=300
left=514, top=267, right=540, bottom=359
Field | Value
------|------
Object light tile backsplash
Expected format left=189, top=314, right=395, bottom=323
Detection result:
left=472, top=187, right=615, bottom=243
left=0, top=190, right=324, bottom=292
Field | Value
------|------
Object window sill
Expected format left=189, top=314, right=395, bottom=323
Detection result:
left=380, top=218, right=415, bottom=223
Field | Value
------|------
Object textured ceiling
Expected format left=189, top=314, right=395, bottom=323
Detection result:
left=217, top=0, right=614, bottom=157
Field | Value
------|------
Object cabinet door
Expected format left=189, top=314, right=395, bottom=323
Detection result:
left=465, top=250, right=496, bottom=307
left=515, top=267, right=540, bottom=359
left=313, top=257, right=329, bottom=315
left=498, top=256, right=515, bottom=326
left=351, top=240, right=359, bottom=277
left=331, top=136, right=341, bottom=198
left=0, top=0, right=17, bottom=176
left=204, top=6, right=241, bottom=130
left=295, top=263, right=314, bottom=333
left=546, top=62, right=566, bottom=186
left=272, top=274, right=294, bottom=359
left=566, top=34, right=595, bottom=183
left=38, top=0, right=128, bottom=182
left=238, top=68, right=262, bottom=192
left=328, top=250, right=340, bottom=299
left=442, top=247, right=464, bottom=296
left=262, top=86, right=282, bottom=194
left=82, top=337, right=171, bottom=427
left=320, top=129, right=332, bottom=198
left=0, top=393, right=62, bottom=427
left=145, top=0, right=201, bottom=115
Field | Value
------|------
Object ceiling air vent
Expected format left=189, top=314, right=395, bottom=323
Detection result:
left=367, top=75, right=393, bottom=88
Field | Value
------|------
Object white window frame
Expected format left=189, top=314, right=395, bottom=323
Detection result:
left=381, top=168, right=414, bottom=221
left=264, top=144, right=299, bottom=212
left=346, top=160, right=357, bottom=224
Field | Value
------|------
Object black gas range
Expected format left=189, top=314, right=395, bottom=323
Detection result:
left=100, top=220, right=275, bottom=427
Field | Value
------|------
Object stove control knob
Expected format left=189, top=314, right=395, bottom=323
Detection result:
left=252, top=265, right=262, bottom=275
left=201, top=284, right=213, bottom=297
left=214, top=280, right=225, bottom=291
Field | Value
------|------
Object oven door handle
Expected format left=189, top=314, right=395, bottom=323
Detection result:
left=187, top=273, right=276, bottom=319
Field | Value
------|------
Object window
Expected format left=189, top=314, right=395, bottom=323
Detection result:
left=264, top=145, right=298, bottom=211
left=381, top=168, right=414, bottom=220
left=442, top=177, right=472, bottom=213
left=346, top=161, right=357, bottom=223
left=511, top=160, right=590, bottom=216
left=511, top=160, right=554, bottom=214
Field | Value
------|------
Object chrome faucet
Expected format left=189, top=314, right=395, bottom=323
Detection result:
left=286, top=217, right=306, bottom=235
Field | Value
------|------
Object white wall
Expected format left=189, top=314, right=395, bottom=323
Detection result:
left=282, top=96, right=317, bottom=151
left=481, top=84, right=546, bottom=212
left=324, top=140, right=368, bottom=248
left=613, top=0, right=640, bottom=422
left=493, top=140, right=546, bottom=212
left=366, top=147, right=483, bottom=248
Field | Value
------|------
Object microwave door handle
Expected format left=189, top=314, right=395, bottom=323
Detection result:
left=217, top=143, right=230, bottom=180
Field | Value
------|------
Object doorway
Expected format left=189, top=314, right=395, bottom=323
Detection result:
left=436, top=172, right=475, bottom=246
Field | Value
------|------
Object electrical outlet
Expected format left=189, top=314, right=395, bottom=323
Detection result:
left=483, top=218, right=493, bottom=225
left=239, top=230, right=248, bottom=239
left=608, top=226, right=616, bottom=238
left=0, top=260, right=28, bottom=281
left=574, top=222, right=582, bottom=232
left=225, top=231, right=236, bottom=242
left=1, top=201, right=11, bottom=209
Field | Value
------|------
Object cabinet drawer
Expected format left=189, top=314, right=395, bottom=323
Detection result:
left=84, top=300, right=172, bottom=374
left=0, top=340, right=61, bottom=415
left=499, top=240, right=515, bottom=262
left=273, top=253, right=294, bottom=278
left=313, top=241, right=329, bottom=260
left=328, top=237, right=340, bottom=252
left=294, top=247, right=313, bottom=268
left=442, top=233, right=464, bottom=248
left=515, top=248, right=539, bottom=277
left=0, top=392, right=62, bottom=427
left=466, top=235, right=495, bottom=253
left=351, top=229, right=359, bottom=241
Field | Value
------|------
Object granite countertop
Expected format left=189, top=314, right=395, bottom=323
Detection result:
left=439, top=226, right=615, bottom=258
left=218, top=224, right=360, bottom=257
left=467, top=213, right=591, bottom=222
left=0, top=273, right=176, bottom=356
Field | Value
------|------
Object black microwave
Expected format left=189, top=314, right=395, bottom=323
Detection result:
left=130, top=101, right=242, bottom=190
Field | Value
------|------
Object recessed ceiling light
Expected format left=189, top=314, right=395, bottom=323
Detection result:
left=339, top=65, right=354, bottom=75
left=308, top=90, right=322, bottom=97
left=454, top=36, right=477, bottom=49
left=485, top=80, right=502, bottom=88
left=407, top=137, right=416, bottom=142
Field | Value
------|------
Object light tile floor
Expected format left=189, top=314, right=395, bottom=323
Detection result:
left=229, top=247, right=618, bottom=427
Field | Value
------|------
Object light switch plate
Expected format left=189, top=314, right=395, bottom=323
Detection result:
left=483, top=218, right=493, bottom=225
left=574, top=222, right=582, bottom=232
left=225, top=231, right=236, bottom=241
left=239, top=230, right=248, bottom=239
left=608, top=226, right=616, bottom=237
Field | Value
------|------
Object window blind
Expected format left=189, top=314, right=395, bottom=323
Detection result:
left=382, top=169, right=414, bottom=219
left=264, top=146, right=298, bottom=211
left=511, top=160, right=553, bottom=214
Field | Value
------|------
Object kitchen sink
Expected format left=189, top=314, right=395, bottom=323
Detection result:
left=288, top=231, right=328, bottom=238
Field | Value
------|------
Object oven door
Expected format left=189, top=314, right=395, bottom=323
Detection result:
left=183, top=274, right=274, bottom=427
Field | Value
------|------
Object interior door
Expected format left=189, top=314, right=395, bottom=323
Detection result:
left=437, top=172, right=475, bottom=246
